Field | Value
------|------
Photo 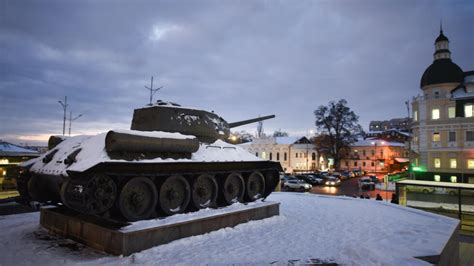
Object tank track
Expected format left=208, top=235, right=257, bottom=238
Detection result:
left=60, top=161, right=281, bottom=222
left=16, top=172, right=32, bottom=204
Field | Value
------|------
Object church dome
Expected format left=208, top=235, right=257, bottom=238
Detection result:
left=420, top=59, right=464, bottom=87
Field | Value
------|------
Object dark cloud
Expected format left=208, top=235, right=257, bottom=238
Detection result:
left=1, top=0, right=473, bottom=145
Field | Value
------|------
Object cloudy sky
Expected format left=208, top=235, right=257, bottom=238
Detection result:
left=1, top=0, right=473, bottom=145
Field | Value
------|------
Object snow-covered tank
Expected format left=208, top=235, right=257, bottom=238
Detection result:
left=18, top=101, right=282, bottom=221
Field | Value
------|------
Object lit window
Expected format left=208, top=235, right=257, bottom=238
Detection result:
left=451, top=176, right=457, bottom=183
left=450, top=159, right=457, bottom=169
left=448, top=107, right=455, bottom=118
left=432, top=132, right=440, bottom=142
left=432, top=108, right=440, bottom=120
left=261, top=151, right=266, bottom=159
left=468, top=159, right=474, bottom=169
left=434, top=158, right=441, bottom=168
left=434, top=175, right=441, bottom=182
left=413, top=110, right=418, bottom=121
left=465, top=104, right=473, bottom=117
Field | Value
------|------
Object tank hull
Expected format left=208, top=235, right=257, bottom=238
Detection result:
left=18, top=131, right=282, bottom=222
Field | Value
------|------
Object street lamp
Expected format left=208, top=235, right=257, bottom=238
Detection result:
left=306, top=129, right=314, bottom=172
left=58, top=96, right=68, bottom=136
left=68, top=112, right=82, bottom=136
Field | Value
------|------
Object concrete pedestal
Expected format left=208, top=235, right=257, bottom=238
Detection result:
left=40, top=201, right=279, bottom=256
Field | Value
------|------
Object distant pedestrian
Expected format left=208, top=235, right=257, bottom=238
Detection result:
left=376, top=194, right=383, bottom=201
left=391, top=193, right=399, bottom=204
left=359, top=195, right=364, bottom=199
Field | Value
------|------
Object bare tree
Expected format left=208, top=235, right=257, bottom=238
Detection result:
left=314, top=99, right=363, bottom=169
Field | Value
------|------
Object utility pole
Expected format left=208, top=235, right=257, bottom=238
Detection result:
left=406, top=100, right=413, bottom=179
left=58, top=96, right=68, bottom=136
left=145, top=76, right=162, bottom=105
left=68, top=112, right=83, bottom=136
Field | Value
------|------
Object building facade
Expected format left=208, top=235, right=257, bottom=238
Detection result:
left=411, top=27, right=474, bottom=183
left=341, top=138, right=409, bottom=174
left=0, top=141, right=39, bottom=190
left=239, top=136, right=320, bottom=173
left=369, top=118, right=411, bottom=132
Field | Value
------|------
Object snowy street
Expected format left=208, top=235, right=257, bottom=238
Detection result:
left=0, top=192, right=458, bottom=265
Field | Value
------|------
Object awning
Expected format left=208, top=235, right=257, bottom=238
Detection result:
left=394, top=158, right=409, bottom=163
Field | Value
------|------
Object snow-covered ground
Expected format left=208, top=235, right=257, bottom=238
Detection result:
left=0, top=193, right=458, bottom=265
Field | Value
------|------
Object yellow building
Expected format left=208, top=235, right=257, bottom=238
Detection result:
left=341, top=138, right=409, bottom=174
left=411, top=26, right=474, bottom=183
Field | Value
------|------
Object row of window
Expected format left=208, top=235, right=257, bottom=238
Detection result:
left=345, top=161, right=375, bottom=167
left=432, top=158, right=474, bottom=169
left=414, top=104, right=474, bottom=121
left=431, top=131, right=474, bottom=142
left=433, top=175, right=458, bottom=183
left=255, top=152, right=317, bottom=161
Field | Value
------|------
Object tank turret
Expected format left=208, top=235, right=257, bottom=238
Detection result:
left=131, top=100, right=275, bottom=142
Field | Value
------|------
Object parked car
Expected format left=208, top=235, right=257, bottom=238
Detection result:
left=280, top=175, right=296, bottom=188
left=367, top=175, right=379, bottom=184
left=325, top=176, right=341, bottom=186
left=296, top=174, right=325, bottom=185
left=358, top=177, right=375, bottom=190
left=437, top=188, right=474, bottom=196
left=283, top=179, right=312, bottom=192
left=352, top=169, right=364, bottom=177
left=341, top=171, right=355, bottom=179
left=405, top=185, right=435, bottom=194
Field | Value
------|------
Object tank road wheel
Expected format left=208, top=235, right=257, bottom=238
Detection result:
left=17, top=172, right=32, bottom=204
left=81, top=174, right=117, bottom=215
left=158, top=175, right=191, bottom=215
left=119, top=177, right=157, bottom=221
left=27, top=175, right=48, bottom=202
left=245, top=171, right=266, bottom=201
left=191, top=174, right=218, bottom=209
left=220, top=173, right=245, bottom=205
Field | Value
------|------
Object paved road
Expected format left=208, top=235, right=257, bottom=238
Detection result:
left=309, top=176, right=395, bottom=200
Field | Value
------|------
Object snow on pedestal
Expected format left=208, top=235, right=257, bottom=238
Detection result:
left=0, top=193, right=458, bottom=265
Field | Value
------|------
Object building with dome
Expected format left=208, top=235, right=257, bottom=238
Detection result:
left=411, top=26, right=474, bottom=183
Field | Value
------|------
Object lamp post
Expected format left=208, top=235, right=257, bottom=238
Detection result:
left=306, top=129, right=314, bottom=172
left=58, top=96, right=68, bottom=136
left=68, top=112, right=82, bottom=136
left=371, top=141, right=377, bottom=175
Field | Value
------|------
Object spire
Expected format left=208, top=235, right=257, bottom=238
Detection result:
left=433, top=22, right=450, bottom=60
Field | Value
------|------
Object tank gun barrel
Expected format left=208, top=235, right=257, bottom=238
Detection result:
left=228, top=115, right=275, bottom=128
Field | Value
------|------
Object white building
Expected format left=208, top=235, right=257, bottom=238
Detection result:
left=239, top=136, right=320, bottom=173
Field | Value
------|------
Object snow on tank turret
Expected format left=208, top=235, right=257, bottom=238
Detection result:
left=18, top=101, right=281, bottom=222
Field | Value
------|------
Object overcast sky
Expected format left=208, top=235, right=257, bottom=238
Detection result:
left=1, top=0, right=473, bottom=145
